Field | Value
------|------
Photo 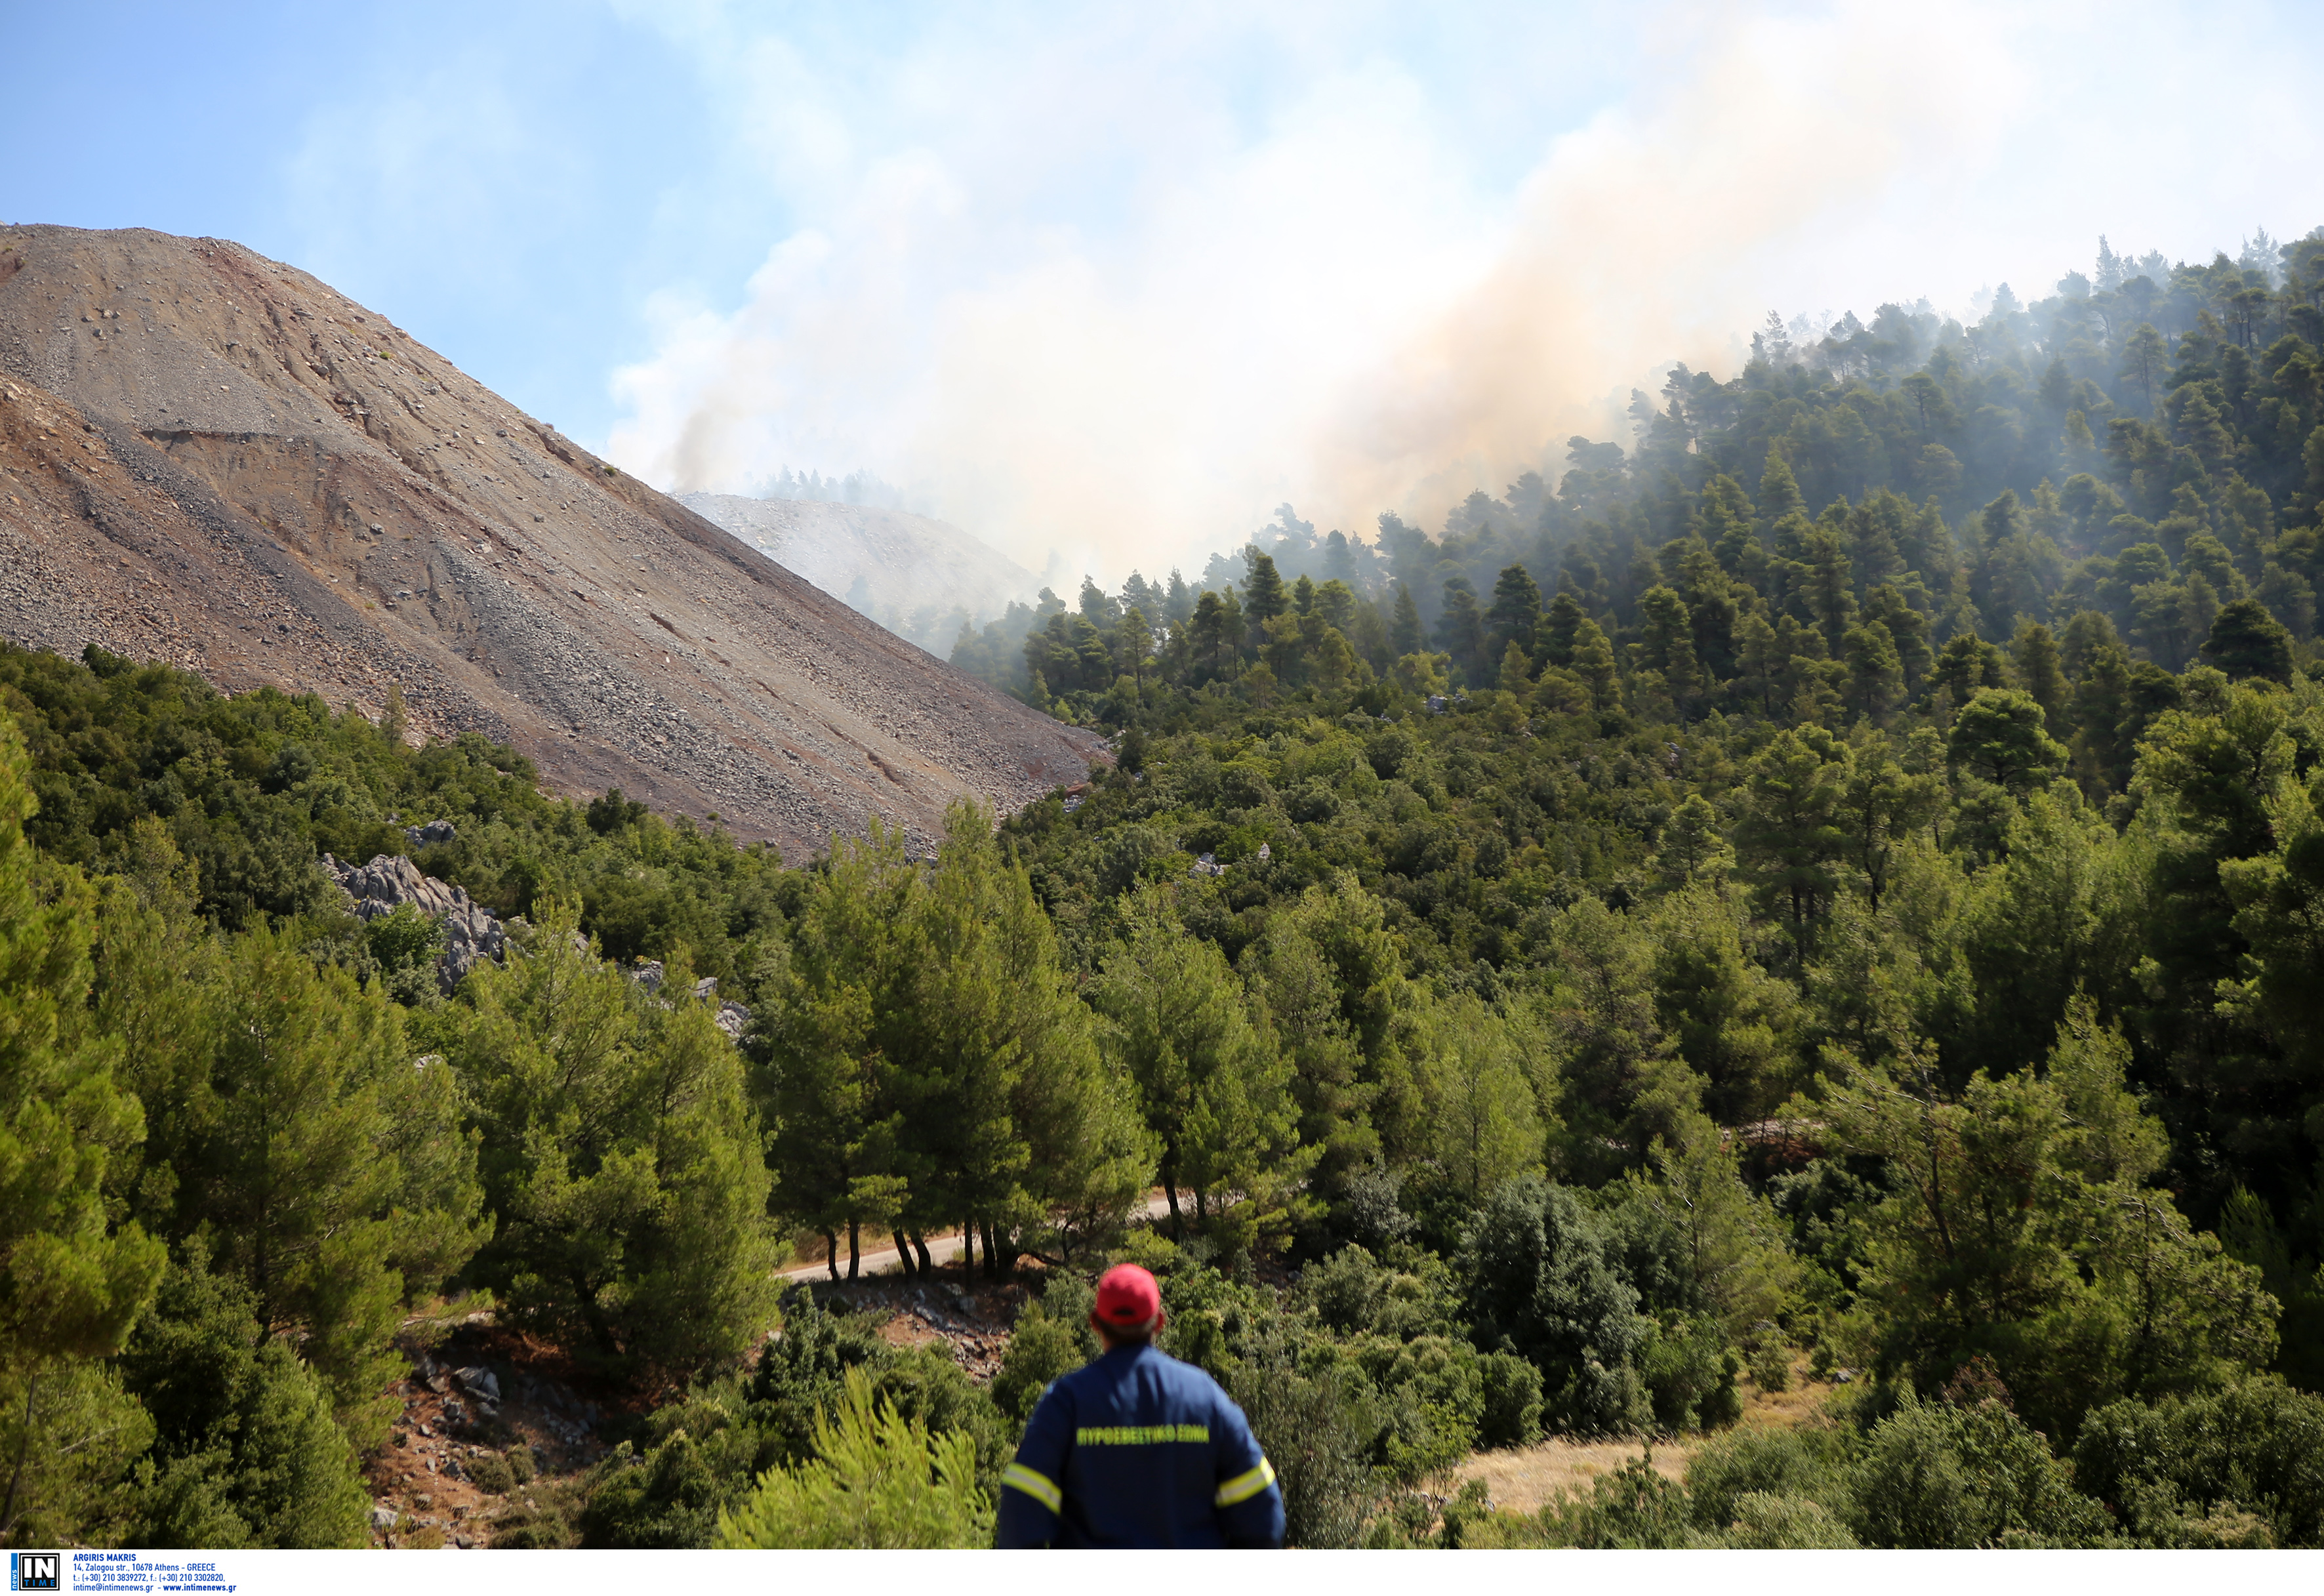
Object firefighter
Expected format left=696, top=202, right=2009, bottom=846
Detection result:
left=996, top=1262, right=1286, bottom=1548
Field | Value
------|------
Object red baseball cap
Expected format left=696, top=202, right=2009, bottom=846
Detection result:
left=1093, top=1263, right=1162, bottom=1329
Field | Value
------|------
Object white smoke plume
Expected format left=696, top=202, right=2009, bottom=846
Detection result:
left=605, top=0, right=2319, bottom=582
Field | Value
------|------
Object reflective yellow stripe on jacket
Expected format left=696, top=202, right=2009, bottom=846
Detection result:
left=1002, top=1462, right=1062, bottom=1515
left=1214, top=1456, right=1276, bottom=1507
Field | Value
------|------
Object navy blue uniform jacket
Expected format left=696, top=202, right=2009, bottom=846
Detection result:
left=996, top=1341, right=1285, bottom=1548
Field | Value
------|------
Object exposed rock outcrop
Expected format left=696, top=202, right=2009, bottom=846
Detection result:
left=319, top=853, right=755, bottom=1037
left=319, top=851, right=508, bottom=992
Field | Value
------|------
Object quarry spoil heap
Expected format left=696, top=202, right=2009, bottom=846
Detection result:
left=0, top=225, right=1099, bottom=855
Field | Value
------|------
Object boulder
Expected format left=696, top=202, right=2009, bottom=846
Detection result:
left=454, top=1366, right=500, bottom=1404
left=371, top=1504, right=398, bottom=1531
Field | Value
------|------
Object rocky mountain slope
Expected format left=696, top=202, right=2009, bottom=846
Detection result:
left=0, top=226, right=1099, bottom=856
left=678, top=492, right=1037, bottom=645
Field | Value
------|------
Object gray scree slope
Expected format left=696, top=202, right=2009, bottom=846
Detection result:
left=0, top=225, right=1099, bottom=856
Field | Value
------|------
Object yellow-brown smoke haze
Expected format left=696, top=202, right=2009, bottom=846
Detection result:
left=1309, top=4, right=2000, bottom=535
left=603, top=0, right=2307, bottom=583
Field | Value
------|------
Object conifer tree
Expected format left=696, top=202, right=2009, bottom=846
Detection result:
left=1757, top=451, right=1806, bottom=523
left=0, top=713, right=165, bottom=1546
left=1485, top=564, right=1544, bottom=661
left=462, top=898, right=775, bottom=1370
left=1093, top=890, right=1309, bottom=1241
left=1242, top=551, right=1288, bottom=646
left=1389, top=584, right=1424, bottom=658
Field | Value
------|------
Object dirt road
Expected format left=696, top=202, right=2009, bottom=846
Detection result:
left=779, top=1194, right=1179, bottom=1282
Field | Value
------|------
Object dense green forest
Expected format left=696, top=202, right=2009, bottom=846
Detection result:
left=7, top=232, right=2324, bottom=1551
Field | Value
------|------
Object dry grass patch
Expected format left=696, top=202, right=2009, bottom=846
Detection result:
left=1451, top=1354, right=1837, bottom=1515
left=1454, top=1437, right=1689, bottom=1516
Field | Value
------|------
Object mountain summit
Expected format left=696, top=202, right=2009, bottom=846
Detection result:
left=0, top=225, right=1097, bottom=855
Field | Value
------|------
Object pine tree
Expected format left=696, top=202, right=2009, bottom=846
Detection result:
left=1498, top=642, right=1534, bottom=694
left=463, top=896, right=775, bottom=1369
left=2010, top=619, right=2069, bottom=727
left=1414, top=994, right=1542, bottom=1204
left=1484, top=564, right=1544, bottom=660
left=1389, top=584, right=1424, bottom=657
left=1570, top=617, right=1621, bottom=712
left=1242, top=551, right=1289, bottom=646
left=0, top=712, right=166, bottom=1546
left=1191, top=590, right=1233, bottom=675
left=1633, top=586, right=1703, bottom=708
left=1434, top=576, right=1485, bottom=680
left=1734, top=729, right=1848, bottom=959
left=1843, top=621, right=1903, bottom=721
left=1757, top=451, right=1806, bottom=523
left=1093, top=890, right=1309, bottom=1242
left=899, top=804, right=1150, bottom=1273
left=1947, top=690, right=2066, bottom=791
left=1163, top=569, right=1194, bottom=627
left=1113, top=605, right=1152, bottom=690
left=2201, top=598, right=2294, bottom=684
left=381, top=682, right=408, bottom=749
left=2121, top=323, right=2169, bottom=412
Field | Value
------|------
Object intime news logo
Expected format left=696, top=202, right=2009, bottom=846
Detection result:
left=10, top=1553, right=60, bottom=1593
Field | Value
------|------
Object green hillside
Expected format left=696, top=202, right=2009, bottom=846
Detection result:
left=5, top=234, right=2324, bottom=1551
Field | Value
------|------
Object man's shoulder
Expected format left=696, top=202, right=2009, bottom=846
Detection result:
left=1065, top=1345, right=1234, bottom=1405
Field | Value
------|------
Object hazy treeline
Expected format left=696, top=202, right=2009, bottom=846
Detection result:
left=957, top=226, right=2324, bottom=703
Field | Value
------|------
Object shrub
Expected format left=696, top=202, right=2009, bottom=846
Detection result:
left=1534, top=1454, right=1705, bottom=1547
left=713, top=1370, right=991, bottom=1549
left=2072, top=1378, right=2324, bottom=1547
left=1461, top=1176, right=1651, bottom=1435
left=467, top=1452, right=516, bottom=1494
left=859, top=1346, right=1013, bottom=1500
left=1723, top=1492, right=1858, bottom=1548
left=1846, top=1394, right=2112, bottom=1548
left=1303, top=1245, right=1386, bottom=1333
left=1228, top=1327, right=1381, bottom=1549
left=991, top=1306, right=1086, bottom=1423
left=1748, top=1338, right=1791, bottom=1393
left=1477, top=1351, right=1544, bottom=1448
left=579, top=1429, right=734, bottom=1548
left=117, top=1256, right=370, bottom=1549
left=1334, top=1163, right=1414, bottom=1254
left=1684, top=1425, right=1841, bottom=1530
left=489, top=1503, right=575, bottom=1549
left=1641, top=1316, right=1740, bottom=1432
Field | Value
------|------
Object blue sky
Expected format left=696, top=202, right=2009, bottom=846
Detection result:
left=6, top=2, right=2322, bottom=577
